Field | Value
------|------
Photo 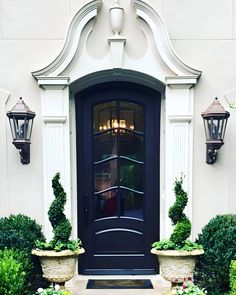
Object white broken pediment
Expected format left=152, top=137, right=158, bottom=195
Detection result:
left=32, top=0, right=201, bottom=85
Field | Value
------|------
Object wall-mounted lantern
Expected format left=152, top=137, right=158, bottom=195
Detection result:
left=6, top=97, right=36, bottom=164
left=201, top=97, right=230, bottom=164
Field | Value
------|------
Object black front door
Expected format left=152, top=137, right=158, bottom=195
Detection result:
left=76, top=83, right=160, bottom=274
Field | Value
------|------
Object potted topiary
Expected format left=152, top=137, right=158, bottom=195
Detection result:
left=151, top=177, right=204, bottom=293
left=32, top=173, right=84, bottom=289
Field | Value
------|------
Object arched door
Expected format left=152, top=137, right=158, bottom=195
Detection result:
left=76, top=83, right=160, bottom=274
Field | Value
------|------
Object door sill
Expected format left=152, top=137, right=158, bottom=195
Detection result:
left=82, top=269, right=157, bottom=275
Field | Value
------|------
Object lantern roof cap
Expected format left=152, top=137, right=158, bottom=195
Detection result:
left=7, top=97, right=36, bottom=118
left=201, top=97, right=230, bottom=118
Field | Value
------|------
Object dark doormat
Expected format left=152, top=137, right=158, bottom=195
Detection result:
left=86, top=279, right=153, bottom=289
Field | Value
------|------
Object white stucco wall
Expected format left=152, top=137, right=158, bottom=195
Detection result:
left=0, top=0, right=236, bottom=239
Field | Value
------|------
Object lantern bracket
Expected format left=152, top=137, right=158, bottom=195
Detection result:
left=206, top=144, right=217, bottom=164
left=16, top=143, right=30, bottom=165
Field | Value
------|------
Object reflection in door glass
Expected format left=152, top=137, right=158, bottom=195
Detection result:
left=93, top=100, right=144, bottom=132
left=93, top=101, right=116, bottom=132
left=94, top=159, right=118, bottom=193
left=120, top=190, right=143, bottom=219
left=119, top=131, right=144, bottom=162
left=94, top=131, right=117, bottom=162
left=120, top=159, right=144, bottom=193
left=95, top=189, right=118, bottom=219
left=120, top=101, right=144, bottom=132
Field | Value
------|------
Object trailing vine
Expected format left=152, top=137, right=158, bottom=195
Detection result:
left=168, top=177, right=191, bottom=246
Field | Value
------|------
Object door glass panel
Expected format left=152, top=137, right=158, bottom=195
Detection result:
left=94, top=159, right=118, bottom=193
left=120, top=101, right=144, bottom=132
left=94, top=132, right=117, bottom=162
left=120, top=190, right=143, bottom=219
left=93, top=101, right=117, bottom=132
left=95, top=189, right=118, bottom=219
left=120, top=159, right=144, bottom=193
left=93, top=101, right=144, bottom=133
left=119, top=131, right=144, bottom=162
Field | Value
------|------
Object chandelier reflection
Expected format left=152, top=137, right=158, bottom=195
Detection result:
left=99, top=119, right=134, bottom=132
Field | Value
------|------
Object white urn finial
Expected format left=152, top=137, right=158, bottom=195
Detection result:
left=109, top=0, right=124, bottom=36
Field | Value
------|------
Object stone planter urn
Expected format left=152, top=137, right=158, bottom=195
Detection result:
left=151, top=248, right=204, bottom=293
left=32, top=248, right=85, bottom=286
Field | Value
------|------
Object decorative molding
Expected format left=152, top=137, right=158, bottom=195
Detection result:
left=107, top=0, right=126, bottom=68
left=172, top=124, right=189, bottom=177
left=108, top=36, right=127, bottom=43
left=168, top=115, right=192, bottom=123
left=166, top=76, right=198, bottom=88
left=37, top=77, right=70, bottom=87
left=43, top=116, right=67, bottom=123
left=108, top=37, right=126, bottom=68
left=69, top=69, right=166, bottom=94
left=109, top=0, right=125, bottom=36
left=132, top=0, right=202, bottom=78
left=32, top=0, right=102, bottom=78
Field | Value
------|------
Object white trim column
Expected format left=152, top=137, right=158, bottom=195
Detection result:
left=37, top=77, right=71, bottom=239
left=0, top=88, right=10, bottom=216
left=164, top=77, right=195, bottom=239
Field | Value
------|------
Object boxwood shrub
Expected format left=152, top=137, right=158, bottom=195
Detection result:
left=0, top=214, right=48, bottom=294
left=194, top=214, right=236, bottom=294
left=0, top=248, right=27, bottom=295
left=229, top=260, right=236, bottom=295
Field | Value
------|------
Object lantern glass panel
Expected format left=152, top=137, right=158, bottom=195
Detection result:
left=9, top=116, right=33, bottom=141
left=204, top=117, right=227, bottom=141
left=203, top=119, right=211, bottom=141
left=16, top=118, right=27, bottom=140
left=217, top=118, right=224, bottom=140
left=221, top=118, right=228, bottom=140
left=24, top=119, right=33, bottom=140
left=8, top=118, right=16, bottom=140
left=212, top=118, right=221, bottom=140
